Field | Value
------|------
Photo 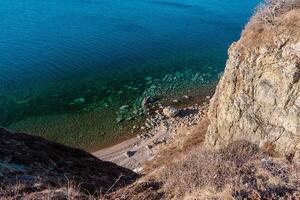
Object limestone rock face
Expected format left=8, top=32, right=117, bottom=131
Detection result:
left=206, top=8, right=300, bottom=157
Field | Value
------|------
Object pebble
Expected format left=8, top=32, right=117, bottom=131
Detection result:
left=125, top=151, right=136, bottom=158
left=163, top=106, right=180, bottom=118
left=145, top=122, right=152, bottom=129
left=146, top=145, right=153, bottom=150
left=133, top=167, right=143, bottom=173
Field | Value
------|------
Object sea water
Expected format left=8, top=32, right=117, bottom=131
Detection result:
left=0, top=0, right=260, bottom=150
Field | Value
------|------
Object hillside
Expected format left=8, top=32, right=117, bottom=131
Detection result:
left=0, top=128, right=137, bottom=199
left=110, top=1, right=300, bottom=199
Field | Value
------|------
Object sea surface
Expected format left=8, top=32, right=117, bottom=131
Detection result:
left=0, top=0, right=260, bottom=150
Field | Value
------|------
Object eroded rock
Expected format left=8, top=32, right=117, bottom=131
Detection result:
left=206, top=8, right=300, bottom=159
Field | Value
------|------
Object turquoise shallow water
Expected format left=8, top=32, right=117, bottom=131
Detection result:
left=0, top=0, right=260, bottom=150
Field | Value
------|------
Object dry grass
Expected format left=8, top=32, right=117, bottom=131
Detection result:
left=107, top=180, right=164, bottom=200
left=0, top=181, right=91, bottom=200
left=237, top=0, right=300, bottom=50
left=0, top=180, right=123, bottom=200
left=143, top=116, right=209, bottom=172
left=260, top=142, right=280, bottom=157
left=253, top=0, right=300, bottom=24
left=159, top=141, right=300, bottom=199
left=159, top=141, right=260, bottom=198
left=0, top=175, right=132, bottom=200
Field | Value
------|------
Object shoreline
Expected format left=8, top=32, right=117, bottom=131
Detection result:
left=4, top=70, right=217, bottom=152
left=93, top=88, right=213, bottom=171
left=90, top=83, right=216, bottom=153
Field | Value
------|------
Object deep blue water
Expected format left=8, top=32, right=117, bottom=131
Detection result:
left=0, top=0, right=260, bottom=149
left=0, top=0, right=260, bottom=90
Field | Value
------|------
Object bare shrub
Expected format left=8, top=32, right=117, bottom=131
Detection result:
left=159, top=141, right=300, bottom=199
left=235, top=0, right=300, bottom=54
left=252, top=0, right=300, bottom=25
left=0, top=182, right=26, bottom=200
left=144, top=116, right=209, bottom=172
left=0, top=179, right=107, bottom=200
left=160, top=141, right=260, bottom=197
left=107, top=180, right=164, bottom=200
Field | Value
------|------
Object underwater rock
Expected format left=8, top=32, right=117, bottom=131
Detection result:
left=142, top=70, right=211, bottom=99
left=141, top=96, right=157, bottom=111
left=70, top=97, right=86, bottom=105
left=16, top=99, right=30, bottom=105
left=144, top=76, right=153, bottom=81
left=119, top=105, right=130, bottom=111
left=116, top=117, right=125, bottom=123
left=131, top=87, right=139, bottom=91
left=146, top=80, right=153, bottom=85
left=126, top=117, right=133, bottom=121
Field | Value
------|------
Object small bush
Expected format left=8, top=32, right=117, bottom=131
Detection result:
left=159, top=141, right=300, bottom=199
left=160, top=141, right=260, bottom=197
left=253, top=0, right=300, bottom=25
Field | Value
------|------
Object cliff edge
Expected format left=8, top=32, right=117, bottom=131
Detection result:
left=0, top=128, right=137, bottom=199
left=206, top=0, right=300, bottom=160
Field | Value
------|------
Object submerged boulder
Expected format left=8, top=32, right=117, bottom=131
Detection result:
left=141, top=96, right=158, bottom=112
left=70, top=97, right=86, bottom=105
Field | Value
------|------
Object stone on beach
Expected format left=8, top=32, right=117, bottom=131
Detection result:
left=183, top=95, right=191, bottom=99
left=163, top=106, right=179, bottom=118
left=125, top=151, right=136, bottom=158
left=141, top=96, right=157, bottom=111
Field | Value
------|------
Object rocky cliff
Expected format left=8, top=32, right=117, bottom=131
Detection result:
left=206, top=1, right=300, bottom=160
left=0, top=128, right=137, bottom=198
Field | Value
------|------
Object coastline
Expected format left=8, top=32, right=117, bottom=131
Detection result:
left=93, top=85, right=214, bottom=170
left=91, top=83, right=216, bottom=152
left=4, top=70, right=218, bottom=152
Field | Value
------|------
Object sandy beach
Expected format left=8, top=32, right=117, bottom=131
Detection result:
left=93, top=98, right=210, bottom=171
